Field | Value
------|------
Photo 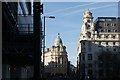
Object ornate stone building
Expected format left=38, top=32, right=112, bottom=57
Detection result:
left=44, top=33, right=68, bottom=76
left=77, top=10, right=120, bottom=79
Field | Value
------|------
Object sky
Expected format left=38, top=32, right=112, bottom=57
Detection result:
left=42, top=2, right=118, bottom=66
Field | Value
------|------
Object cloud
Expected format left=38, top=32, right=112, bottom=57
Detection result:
left=63, top=3, right=117, bottom=16
left=45, top=2, right=100, bottom=15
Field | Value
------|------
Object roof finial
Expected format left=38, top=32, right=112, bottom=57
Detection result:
left=57, top=33, right=60, bottom=36
left=88, top=8, right=90, bottom=11
left=57, top=33, right=60, bottom=38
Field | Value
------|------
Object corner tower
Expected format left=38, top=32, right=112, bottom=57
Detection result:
left=44, top=33, right=68, bottom=76
left=54, top=33, right=63, bottom=46
left=81, top=10, right=95, bottom=39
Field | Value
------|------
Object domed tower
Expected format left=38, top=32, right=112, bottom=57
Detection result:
left=54, top=33, right=63, bottom=46
left=81, top=10, right=95, bottom=39
left=44, top=33, right=68, bottom=76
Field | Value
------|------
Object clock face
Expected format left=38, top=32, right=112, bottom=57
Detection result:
left=87, top=24, right=90, bottom=29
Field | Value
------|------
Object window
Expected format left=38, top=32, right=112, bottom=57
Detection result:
left=88, top=42, right=92, bottom=52
left=106, top=19, right=111, bottom=21
left=88, top=54, right=92, bottom=60
left=104, top=23, right=109, bottom=27
left=111, top=29, right=114, bottom=32
left=108, top=30, right=111, bottom=32
left=58, top=57, right=62, bottom=64
left=113, top=42, right=115, bottom=45
left=101, top=30, right=103, bottom=32
left=98, top=35, right=101, bottom=38
left=83, top=36, right=85, bottom=38
left=88, top=69, right=93, bottom=76
left=105, top=35, right=108, bottom=38
left=88, top=63, right=92, bottom=68
left=112, top=35, right=116, bottom=39
left=112, top=29, right=117, bottom=32
left=99, top=42, right=101, bottom=45
left=99, top=19, right=105, bottom=21
left=106, top=42, right=109, bottom=45
left=88, top=36, right=91, bottom=38
left=103, top=29, right=108, bottom=32
left=115, top=30, right=117, bottom=32
left=58, top=46, right=60, bottom=51
left=83, top=42, right=85, bottom=45
left=82, top=54, right=85, bottom=60
left=111, top=23, right=116, bottom=27
left=113, top=48, right=116, bottom=52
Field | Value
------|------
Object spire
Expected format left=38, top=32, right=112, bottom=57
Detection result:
left=54, top=33, right=63, bottom=46
left=57, top=33, right=60, bottom=38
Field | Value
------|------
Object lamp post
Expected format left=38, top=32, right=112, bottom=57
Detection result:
left=43, top=16, right=55, bottom=78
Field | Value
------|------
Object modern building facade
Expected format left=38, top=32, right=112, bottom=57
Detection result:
left=77, top=10, right=120, bottom=80
left=2, top=2, right=43, bottom=80
left=44, top=33, right=68, bottom=76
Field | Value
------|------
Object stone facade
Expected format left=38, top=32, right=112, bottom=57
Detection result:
left=44, top=33, right=68, bottom=76
left=77, top=10, right=120, bottom=79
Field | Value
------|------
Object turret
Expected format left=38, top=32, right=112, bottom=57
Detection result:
left=54, top=33, right=63, bottom=46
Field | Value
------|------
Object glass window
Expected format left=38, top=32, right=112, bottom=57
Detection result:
left=99, top=42, right=101, bottom=45
left=113, top=48, right=116, bottom=52
left=104, top=23, right=109, bottom=27
left=106, top=42, right=109, bottom=45
left=108, top=30, right=111, bottom=32
left=101, top=30, right=103, bottom=32
left=106, top=19, right=111, bottom=21
left=88, top=69, right=93, bottom=76
left=98, top=35, right=101, bottom=38
left=83, top=42, right=85, bottom=45
left=99, top=19, right=105, bottom=21
left=82, top=54, right=85, bottom=60
left=58, top=46, right=60, bottom=51
left=115, top=30, right=117, bottom=32
left=88, top=63, right=92, bottom=68
left=111, top=29, right=114, bottom=32
left=111, top=23, right=116, bottom=27
left=104, top=29, right=108, bottom=32
left=118, top=19, right=120, bottom=21
left=106, top=36, right=108, bottom=38
left=88, top=54, right=92, bottom=60
left=112, top=35, right=116, bottom=39
left=113, top=42, right=115, bottom=45
left=88, top=42, right=92, bottom=52
left=58, top=57, right=60, bottom=63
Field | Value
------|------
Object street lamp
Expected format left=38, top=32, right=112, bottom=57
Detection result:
left=43, top=16, right=55, bottom=77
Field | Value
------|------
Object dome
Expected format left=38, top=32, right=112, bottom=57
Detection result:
left=54, top=33, right=63, bottom=46
left=86, top=10, right=91, bottom=14
left=83, top=9, right=93, bottom=18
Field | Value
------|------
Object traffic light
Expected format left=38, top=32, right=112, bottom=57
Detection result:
left=13, top=67, right=16, bottom=71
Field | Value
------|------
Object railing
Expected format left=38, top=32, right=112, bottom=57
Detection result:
left=17, top=24, right=33, bottom=34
